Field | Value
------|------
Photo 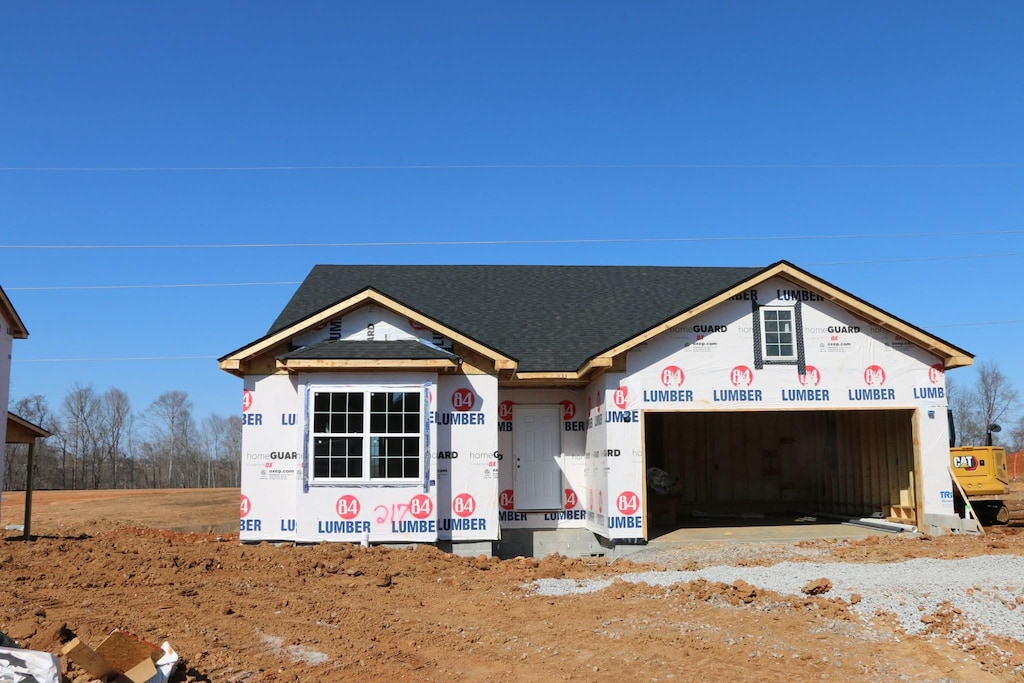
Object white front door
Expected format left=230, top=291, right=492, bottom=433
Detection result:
left=513, top=405, right=563, bottom=510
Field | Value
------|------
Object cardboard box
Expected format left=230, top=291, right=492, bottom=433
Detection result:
left=61, top=631, right=164, bottom=683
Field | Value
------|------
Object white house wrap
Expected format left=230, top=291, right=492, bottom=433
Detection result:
left=221, top=262, right=973, bottom=552
left=0, top=284, right=30, bottom=517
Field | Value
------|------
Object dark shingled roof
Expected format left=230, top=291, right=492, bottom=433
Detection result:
left=279, top=339, right=459, bottom=361
left=268, top=264, right=766, bottom=372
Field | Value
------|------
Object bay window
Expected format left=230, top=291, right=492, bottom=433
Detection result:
left=311, top=388, right=423, bottom=483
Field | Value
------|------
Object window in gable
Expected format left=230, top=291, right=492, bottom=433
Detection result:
left=751, top=300, right=806, bottom=373
left=762, top=307, right=796, bottom=360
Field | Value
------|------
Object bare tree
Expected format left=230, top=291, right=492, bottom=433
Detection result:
left=200, top=414, right=224, bottom=487
left=10, top=386, right=240, bottom=491
left=972, top=361, right=1020, bottom=445
left=2, top=437, right=23, bottom=492
left=146, top=391, right=199, bottom=488
left=949, top=361, right=1020, bottom=446
left=98, top=388, right=133, bottom=488
left=200, top=414, right=243, bottom=487
left=223, top=415, right=242, bottom=487
left=3, top=395, right=59, bottom=491
left=946, top=376, right=974, bottom=447
left=62, top=384, right=101, bottom=489
left=1009, top=416, right=1024, bottom=454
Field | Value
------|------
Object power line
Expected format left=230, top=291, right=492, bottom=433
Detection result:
left=6, top=251, right=1022, bottom=292
left=1, top=162, right=1023, bottom=172
left=927, top=320, right=1024, bottom=329
left=8, top=282, right=301, bottom=292
left=2, top=230, right=1023, bottom=251
left=801, top=252, right=1024, bottom=267
left=13, top=356, right=218, bottom=363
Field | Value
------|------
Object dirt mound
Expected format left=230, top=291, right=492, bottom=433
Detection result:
left=2, top=489, right=1023, bottom=681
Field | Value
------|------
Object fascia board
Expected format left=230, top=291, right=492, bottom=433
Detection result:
left=219, top=288, right=516, bottom=371
left=0, top=285, right=28, bottom=338
left=578, top=261, right=973, bottom=375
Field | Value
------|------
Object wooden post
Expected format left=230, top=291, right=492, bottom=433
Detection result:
left=23, top=440, right=36, bottom=540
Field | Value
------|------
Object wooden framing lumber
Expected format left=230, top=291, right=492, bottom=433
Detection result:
left=219, top=288, right=515, bottom=376
left=948, top=466, right=986, bottom=536
left=61, top=638, right=117, bottom=680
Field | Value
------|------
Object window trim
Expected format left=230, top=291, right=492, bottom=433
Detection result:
left=307, top=384, right=427, bottom=487
left=760, top=305, right=798, bottom=361
left=751, top=299, right=806, bottom=373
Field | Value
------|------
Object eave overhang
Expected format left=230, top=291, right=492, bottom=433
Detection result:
left=6, top=412, right=50, bottom=444
left=0, top=285, right=28, bottom=339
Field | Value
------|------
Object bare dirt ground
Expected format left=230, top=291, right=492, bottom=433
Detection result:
left=2, top=489, right=1023, bottom=682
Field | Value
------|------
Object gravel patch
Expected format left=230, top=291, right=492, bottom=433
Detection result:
left=531, top=555, right=1024, bottom=642
left=626, top=539, right=837, bottom=567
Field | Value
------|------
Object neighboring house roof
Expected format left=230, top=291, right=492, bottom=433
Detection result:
left=6, top=412, right=50, bottom=444
left=221, top=260, right=973, bottom=377
left=0, top=284, right=28, bottom=339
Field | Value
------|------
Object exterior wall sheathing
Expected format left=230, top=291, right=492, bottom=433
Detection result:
left=236, top=274, right=960, bottom=548
left=0, top=309, right=13, bottom=511
left=610, top=276, right=953, bottom=539
left=238, top=309, right=501, bottom=546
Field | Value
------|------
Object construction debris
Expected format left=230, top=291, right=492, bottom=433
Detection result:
left=0, top=645, right=61, bottom=683
left=61, top=631, right=178, bottom=683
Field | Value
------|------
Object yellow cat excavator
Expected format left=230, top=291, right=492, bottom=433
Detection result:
left=948, top=414, right=1024, bottom=526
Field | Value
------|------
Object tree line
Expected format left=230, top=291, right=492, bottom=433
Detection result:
left=3, top=385, right=241, bottom=492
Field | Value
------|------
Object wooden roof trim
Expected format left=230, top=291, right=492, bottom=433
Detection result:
left=0, top=285, right=28, bottom=339
left=771, top=263, right=973, bottom=369
left=220, top=359, right=243, bottom=375
left=580, top=261, right=973, bottom=373
left=369, top=294, right=515, bottom=367
left=514, top=371, right=582, bottom=381
left=220, top=289, right=376, bottom=364
left=277, top=358, right=459, bottom=372
left=219, top=289, right=517, bottom=372
left=576, top=278, right=758, bottom=375
left=509, top=372, right=590, bottom=387
left=943, top=355, right=973, bottom=369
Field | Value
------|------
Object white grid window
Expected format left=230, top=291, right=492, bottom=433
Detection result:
left=311, top=389, right=422, bottom=482
left=762, top=308, right=796, bottom=359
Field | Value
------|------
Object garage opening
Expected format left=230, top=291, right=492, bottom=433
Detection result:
left=644, top=409, right=917, bottom=533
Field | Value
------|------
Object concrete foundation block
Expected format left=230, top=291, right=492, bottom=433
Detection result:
left=495, top=528, right=633, bottom=559
left=437, top=540, right=494, bottom=558
left=922, top=513, right=981, bottom=535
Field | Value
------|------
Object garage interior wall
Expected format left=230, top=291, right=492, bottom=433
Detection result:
left=644, top=409, right=916, bottom=524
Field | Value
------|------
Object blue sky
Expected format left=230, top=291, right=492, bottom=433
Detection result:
left=2, top=2, right=1023, bottom=424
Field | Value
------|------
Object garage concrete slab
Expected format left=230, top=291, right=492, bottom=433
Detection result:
left=607, top=519, right=900, bottom=560
left=647, top=516, right=905, bottom=548
left=646, top=521, right=890, bottom=545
